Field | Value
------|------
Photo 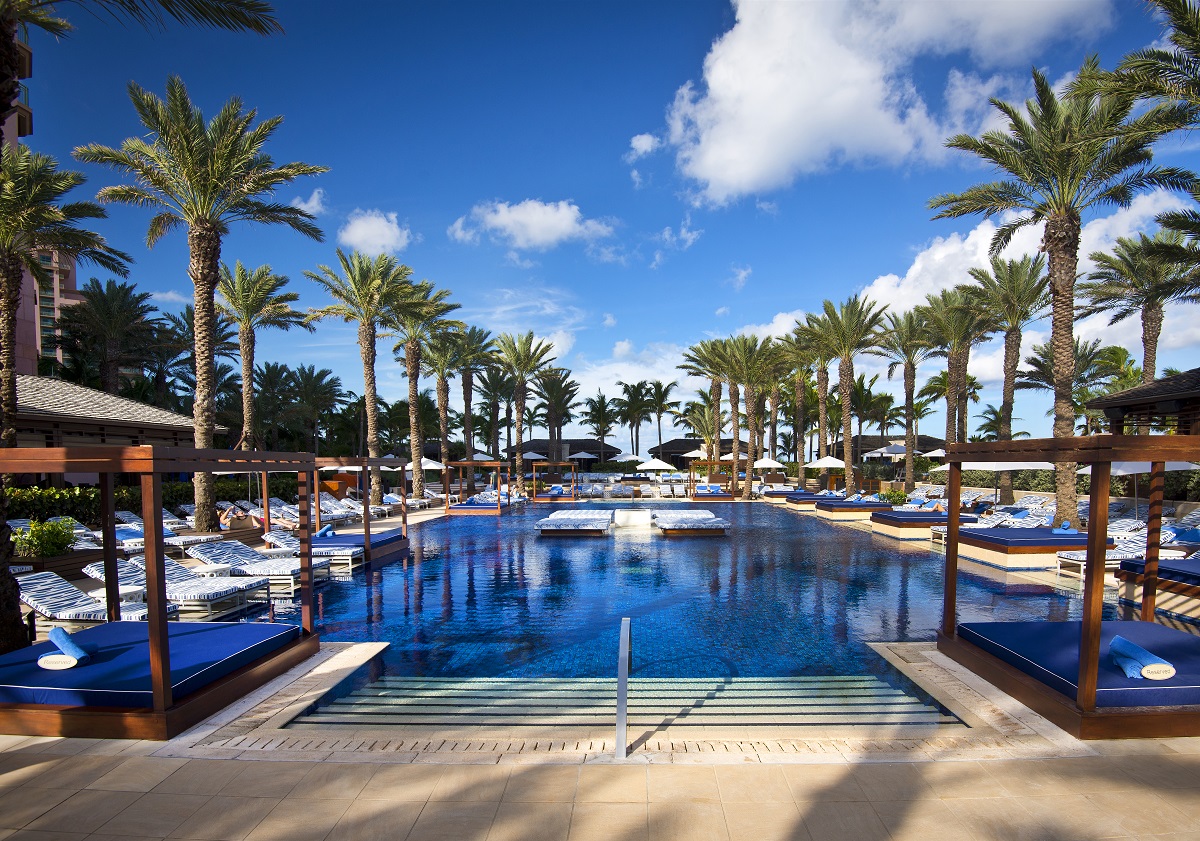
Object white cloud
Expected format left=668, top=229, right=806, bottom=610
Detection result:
left=727, top=265, right=751, bottom=291
left=602, top=313, right=617, bottom=328
left=625, top=133, right=662, bottom=163
left=735, top=308, right=805, bottom=339
left=457, top=286, right=587, bottom=353
left=542, top=329, right=576, bottom=359
left=715, top=306, right=730, bottom=317
left=450, top=199, right=614, bottom=251
left=649, top=214, right=704, bottom=269
left=337, top=209, right=413, bottom=255
left=149, top=290, right=190, bottom=306
left=660, top=0, right=1113, bottom=203
left=505, top=251, right=537, bottom=270
left=630, top=169, right=644, bottom=189
left=755, top=200, right=779, bottom=215
left=291, top=188, right=326, bottom=215
left=447, top=216, right=478, bottom=245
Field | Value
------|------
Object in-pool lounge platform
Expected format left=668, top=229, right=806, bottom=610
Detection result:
left=813, top=499, right=894, bottom=521
left=0, top=620, right=317, bottom=740
left=1118, top=556, right=1200, bottom=620
left=870, top=510, right=980, bottom=540
left=956, top=527, right=1113, bottom=571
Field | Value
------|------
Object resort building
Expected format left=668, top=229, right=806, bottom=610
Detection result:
left=1087, top=366, right=1200, bottom=435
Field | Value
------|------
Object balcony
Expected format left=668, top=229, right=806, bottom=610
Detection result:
left=15, top=29, right=31, bottom=80
left=14, top=84, right=31, bottom=137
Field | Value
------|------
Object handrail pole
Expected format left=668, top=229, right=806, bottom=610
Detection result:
left=615, top=617, right=631, bottom=759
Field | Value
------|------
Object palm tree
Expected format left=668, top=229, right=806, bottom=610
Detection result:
left=254, top=361, right=294, bottom=451
left=870, top=311, right=934, bottom=492
left=798, top=296, right=887, bottom=494
left=778, top=331, right=814, bottom=467
left=533, top=368, right=580, bottom=463
left=289, top=364, right=345, bottom=455
left=679, top=339, right=725, bottom=429
left=1080, top=231, right=1192, bottom=385
left=454, top=326, right=495, bottom=491
left=967, top=254, right=1050, bottom=501
left=917, top=287, right=993, bottom=445
left=846, top=373, right=880, bottom=463
left=76, top=76, right=326, bottom=531
left=476, top=366, right=512, bottom=463
left=647, top=380, right=679, bottom=458
left=725, top=335, right=773, bottom=499
left=929, top=63, right=1189, bottom=527
left=494, top=331, right=555, bottom=496
left=216, top=261, right=308, bottom=450
left=1017, top=338, right=1125, bottom=421
left=582, top=391, right=618, bottom=461
left=975, top=405, right=1030, bottom=442
left=420, top=330, right=460, bottom=471
left=306, top=250, right=414, bottom=501
left=389, top=281, right=461, bottom=497
left=53, top=277, right=157, bottom=395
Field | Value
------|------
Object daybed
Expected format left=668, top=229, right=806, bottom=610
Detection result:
left=691, top=483, right=733, bottom=500
left=813, top=497, right=894, bottom=521
left=537, top=510, right=614, bottom=536
left=869, top=510, right=980, bottom=540
left=955, top=527, right=1113, bottom=571
left=1116, top=554, right=1200, bottom=620
left=652, top=510, right=731, bottom=536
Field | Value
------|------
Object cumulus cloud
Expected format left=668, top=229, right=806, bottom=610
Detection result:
left=149, top=290, right=190, bottom=306
left=727, top=265, right=752, bottom=291
left=602, top=313, right=617, bottom=328
left=656, top=0, right=1113, bottom=203
left=625, top=133, right=662, bottom=163
left=291, top=188, right=327, bottom=215
left=736, top=308, right=806, bottom=339
left=337, top=209, right=413, bottom=255
left=449, top=199, right=614, bottom=251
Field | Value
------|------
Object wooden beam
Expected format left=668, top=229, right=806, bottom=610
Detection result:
left=139, top=473, right=172, bottom=713
left=297, top=470, right=314, bottom=635
left=260, top=472, right=271, bottom=537
left=942, top=462, right=961, bottom=637
left=1142, top=462, right=1166, bottom=620
left=98, top=473, right=120, bottom=621
left=1077, top=460, right=1111, bottom=713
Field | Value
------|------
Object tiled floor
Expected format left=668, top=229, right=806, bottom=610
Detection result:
left=4, top=745, right=1200, bottom=840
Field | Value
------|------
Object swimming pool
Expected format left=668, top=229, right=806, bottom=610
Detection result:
left=307, top=502, right=1108, bottom=684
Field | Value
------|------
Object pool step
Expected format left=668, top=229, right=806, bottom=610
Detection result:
left=290, top=676, right=956, bottom=728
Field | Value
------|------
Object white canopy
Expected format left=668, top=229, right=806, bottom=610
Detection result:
left=521, top=452, right=548, bottom=461
left=1077, top=461, right=1200, bottom=476
left=921, top=448, right=946, bottom=459
left=568, top=451, right=597, bottom=460
left=418, top=457, right=446, bottom=470
left=930, top=461, right=1054, bottom=472
left=805, top=456, right=846, bottom=469
left=682, top=448, right=707, bottom=459
left=864, top=443, right=908, bottom=459
left=753, top=457, right=786, bottom=469
left=319, top=464, right=362, bottom=472
left=720, top=452, right=749, bottom=461
left=612, top=453, right=641, bottom=462
left=471, top=452, right=494, bottom=461
left=636, top=458, right=675, bottom=471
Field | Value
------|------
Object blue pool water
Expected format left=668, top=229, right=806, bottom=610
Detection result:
left=305, top=502, right=1113, bottom=683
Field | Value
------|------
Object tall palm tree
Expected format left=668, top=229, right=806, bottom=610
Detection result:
left=726, top=335, right=773, bottom=499
left=679, top=339, right=725, bottom=431
left=289, top=364, right=344, bottom=455
left=582, top=391, right=618, bottom=461
left=917, top=288, right=993, bottom=446
left=967, top=254, right=1050, bottom=501
left=216, top=261, right=308, bottom=450
left=493, top=331, right=555, bottom=495
left=420, top=330, right=460, bottom=471
left=798, top=296, right=886, bottom=494
left=647, top=380, right=679, bottom=458
left=76, top=76, right=326, bottom=531
left=53, top=277, right=157, bottom=395
left=869, top=311, right=933, bottom=492
left=454, top=326, right=495, bottom=491
left=615, top=379, right=653, bottom=457
left=778, top=331, right=814, bottom=467
left=254, top=361, right=294, bottom=451
left=1017, top=338, right=1125, bottom=420
left=533, top=368, right=580, bottom=463
left=929, top=64, right=1189, bottom=527
left=390, top=281, right=461, bottom=497
left=476, top=365, right=512, bottom=464
left=1080, top=231, right=1192, bottom=385
left=306, top=250, right=414, bottom=501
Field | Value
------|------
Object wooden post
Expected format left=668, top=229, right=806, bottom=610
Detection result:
left=1141, top=461, right=1166, bottom=620
left=941, top=461, right=962, bottom=637
left=1077, top=460, right=1111, bottom=713
left=297, top=470, right=314, bottom=634
left=99, top=472, right=120, bottom=621
left=400, top=473, right=408, bottom=539
left=361, top=464, right=372, bottom=565
left=140, top=472, right=172, bottom=712
left=260, top=472, right=271, bottom=536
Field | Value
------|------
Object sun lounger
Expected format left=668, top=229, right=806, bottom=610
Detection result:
left=17, top=570, right=178, bottom=625
left=83, top=558, right=264, bottom=618
left=186, top=540, right=330, bottom=596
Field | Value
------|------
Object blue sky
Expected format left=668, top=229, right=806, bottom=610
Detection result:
left=29, top=0, right=1200, bottom=449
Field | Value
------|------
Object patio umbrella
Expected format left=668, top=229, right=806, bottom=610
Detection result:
left=319, top=464, right=362, bottom=472
left=1076, top=461, right=1200, bottom=514
left=682, top=448, right=707, bottom=459
left=471, top=452, right=494, bottom=461
left=804, top=456, right=846, bottom=469
left=612, top=453, right=640, bottom=462
left=720, top=452, right=749, bottom=460
left=419, top=457, right=446, bottom=470
left=568, top=451, right=597, bottom=460
left=922, top=448, right=946, bottom=459
left=521, top=452, right=548, bottom=461
left=636, top=458, right=674, bottom=472
left=753, top=457, right=786, bottom=469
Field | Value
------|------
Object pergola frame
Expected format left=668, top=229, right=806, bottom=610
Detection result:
left=314, top=456, right=410, bottom=564
left=532, top=461, right=577, bottom=502
left=0, top=445, right=320, bottom=739
left=937, top=434, right=1200, bottom=738
left=446, top=460, right=511, bottom=515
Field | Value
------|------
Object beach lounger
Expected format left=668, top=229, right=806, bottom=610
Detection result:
left=82, top=558, right=265, bottom=618
left=99, top=523, right=224, bottom=555
left=186, top=540, right=330, bottom=596
left=17, top=570, right=178, bottom=625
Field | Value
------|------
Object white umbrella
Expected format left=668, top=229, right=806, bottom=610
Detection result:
left=929, top=461, right=1055, bottom=472
left=612, top=453, right=640, bottom=462
left=568, top=451, right=597, bottom=460
left=805, top=456, right=846, bottom=469
left=319, top=464, right=362, bottom=472
left=922, top=448, right=946, bottom=459
left=471, top=452, right=494, bottom=461
left=636, top=458, right=675, bottom=472
left=720, top=452, right=749, bottom=461
left=753, top=457, right=786, bottom=469
left=521, top=452, right=548, bottom=461
left=419, top=457, right=446, bottom=470
left=682, top=448, right=707, bottom=459
left=1077, top=461, right=1200, bottom=513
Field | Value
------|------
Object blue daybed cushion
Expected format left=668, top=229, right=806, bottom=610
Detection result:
left=1120, top=556, right=1200, bottom=587
left=814, top=500, right=894, bottom=511
left=314, top=527, right=406, bottom=551
left=0, top=621, right=300, bottom=708
left=871, top=511, right=980, bottom=525
left=958, top=527, right=1111, bottom=549
left=957, top=620, right=1200, bottom=707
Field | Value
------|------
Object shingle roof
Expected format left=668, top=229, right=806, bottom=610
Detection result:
left=16, top=375, right=211, bottom=431
left=1086, top=368, right=1200, bottom=410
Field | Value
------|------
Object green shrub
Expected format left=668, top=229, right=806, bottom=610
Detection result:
left=13, top=520, right=76, bottom=558
left=879, top=489, right=909, bottom=505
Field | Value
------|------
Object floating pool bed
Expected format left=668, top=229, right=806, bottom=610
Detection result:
left=0, top=620, right=316, bottom=739
left=870, top=510, right=979, bottom=540
left=813, top=500, right=895, bottom=521
left=1117, top=556, right=1200, bottom=620
left=313, top=527, right=408, bottom=564
left=956, top=527, right=1113, bottom=571
left=940, top=619, right=1200, bottom=738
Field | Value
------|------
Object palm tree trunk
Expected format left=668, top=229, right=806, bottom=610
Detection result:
left=513, top=381, right=527, bottom=496
left=839, top=358, right=856, bottom=495
left=998, top=327, right=1021, bottom=503
left=1142, top=302, right=1163, bottom=387
left=405, top=338, right=424, bottom=498
left=728, top=381, right=740, bottom=496
left=188, top=225, right=221, bottom=532
left=0, top=254, right=22, bottom=449
left=656, top=413, right=664, bottom=458
left=903, top=361, right=916, bottom=493
left=490, top=401, right=501, bottom=463
left=944, top=353, right=960, bottom=447
left=462, top=372, right=476, bottom=493
left=0, top=248, right=19, bottom=653
left=436, top=374, right=451, bottom=473
left=816, top=364, right=829, bottom=487
left=795, top=374, right=807, bottom=468
left=741, top=384, right=758, bottom=500
left=1044, top=214, right=1080, bottom=526
left=956, top=349, right=970, bottom=445
left=358, top=323, right=383, bottom=503
left=769, top=385, right=780, bottom=461
left=238, top=326, right=256, bottom=450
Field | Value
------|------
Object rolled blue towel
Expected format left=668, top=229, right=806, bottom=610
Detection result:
left=38, top=627, right=94, bottom=670
left=315, top=524, right=336, bottom=537
left=1110, top=634, right=1176, bottom=680
left=1052, top=520, right=1078, bottom=534
left=1112, top=654, right=1145, bottom=679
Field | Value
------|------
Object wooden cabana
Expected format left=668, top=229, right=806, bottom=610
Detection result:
left=532, top=461, right=577, bottom=502
left=0, top=446, right=320, bottom=739
left=1088, top=367, right=1200, bottom=435
left=445, top=460, right=511, bottom=515
left=937, top=435, right=1200, bottom=738
left=314, top=456, right=409, bottom=565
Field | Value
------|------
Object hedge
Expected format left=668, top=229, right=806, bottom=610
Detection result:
left=7, top=476, right=300, bottom=526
